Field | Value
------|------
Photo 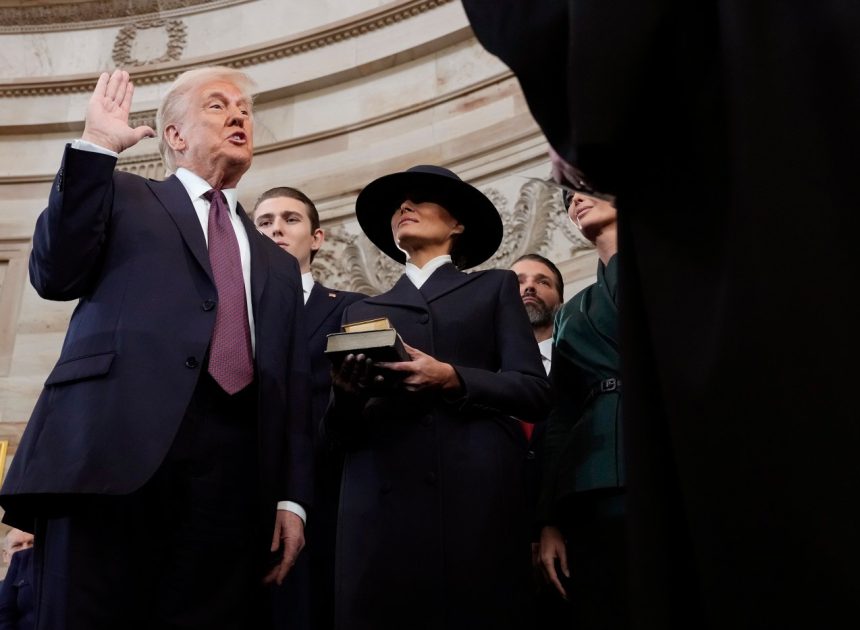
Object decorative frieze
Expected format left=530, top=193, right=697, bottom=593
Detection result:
left=0, top=0, right=247, bottom=33
left=0, top=0, right=456, bottom=97
left=314, top=179, right=592, bottom=295
left=112, top=19, right=187, bottom=67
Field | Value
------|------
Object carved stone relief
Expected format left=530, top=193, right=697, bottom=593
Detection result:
left=0, top=0, right=246, bottom=32
left=112, top=19, right=187, bottom=67
left=0, top=0, right=456, bottom=97
left=313, top=179, right=593, bottom=295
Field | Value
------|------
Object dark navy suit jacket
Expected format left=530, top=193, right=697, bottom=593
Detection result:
left=0, top=146, right=313, bottom=529
left=0, top=548, right=34, bottom=630
left=273, top=282, right=363, bottom=630
left=305, top=282, right=366, bottom=431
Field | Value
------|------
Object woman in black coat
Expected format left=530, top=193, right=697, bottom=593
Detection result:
left=324, top=165, right=551, bottom=630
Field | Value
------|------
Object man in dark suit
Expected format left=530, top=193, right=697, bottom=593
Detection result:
left=463, top=2, right=860, bottom=627
left=253, top=187, right=364, bottom=630
left=0, top=67, right=313, bottom=630
left=511, top=254, right=567, bottom=629
left=1, top=530, right=33, bottom=569
left=0, top=545, right=34, bottom=630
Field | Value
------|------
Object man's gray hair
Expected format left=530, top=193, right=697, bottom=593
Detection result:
left=156, top=66, right=256, bottom=173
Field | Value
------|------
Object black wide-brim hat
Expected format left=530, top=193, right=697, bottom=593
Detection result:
left=355, top=165, right=503, bottom=269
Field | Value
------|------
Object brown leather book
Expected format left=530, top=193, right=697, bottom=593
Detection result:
left=325, top=322, right=409, bottom=365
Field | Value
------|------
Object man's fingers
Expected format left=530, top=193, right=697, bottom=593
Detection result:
left=559, top=545, right=570, bottom=579
left=262, top=562, right=287, bottom=586
left=265, top=540, right=297, bottom=584
left=282, top=538, right=301, bottom=566
left=105, top=69, right=125, bottom=102
left=272, top=538, right=301, bottom=585
left=132, top=126, right=157, bottom=142
left=541, top=555, right=566, bottom=599
left=275, top=555, right=291, bottom=585
left=93, top=72, right=110, bottom=99
left=120, top=79, right=135, bottom=112
left=269, top=521, right=282, bottom=552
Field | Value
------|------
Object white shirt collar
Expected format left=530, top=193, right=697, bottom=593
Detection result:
left=175, top=167, right=239, bottom=213
left=537, top=337, right=553, bottom=375
left=301, top=272, right=314, bottom=304
left=404, top=255, right=453, bottom=289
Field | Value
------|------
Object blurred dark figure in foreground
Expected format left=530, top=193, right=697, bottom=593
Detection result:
left=463, top=1, right=860, bottom=628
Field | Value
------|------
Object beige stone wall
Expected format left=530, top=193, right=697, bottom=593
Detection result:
left=0, top=1, right=597, bottom=494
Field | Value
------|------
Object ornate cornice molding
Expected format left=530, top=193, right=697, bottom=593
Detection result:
left=0, top=0, right=456, bottom=97
left=0, top=0, right=248, bottom=34
left=112, top=18, right=188, bottom=67
left=0, top=70, right=516, bottom=184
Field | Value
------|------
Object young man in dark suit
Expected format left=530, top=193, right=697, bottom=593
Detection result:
left=0, top=68, right=313, bottom=630
left=253, top=187, right=364, bottom=630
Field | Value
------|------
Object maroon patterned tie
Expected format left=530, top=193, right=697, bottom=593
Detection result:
left=203, top=189, right=254, bottom=394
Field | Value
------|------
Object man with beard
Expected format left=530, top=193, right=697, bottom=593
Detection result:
left=511, top=254, right=567, bottom=629
left=512, top=254, right=564, bottom=377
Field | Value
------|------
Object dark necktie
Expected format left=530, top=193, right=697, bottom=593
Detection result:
left=203, top=189, right=254, bottom=394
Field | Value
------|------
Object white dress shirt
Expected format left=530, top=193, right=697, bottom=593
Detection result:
left=70, top=139, right=305, bottom=524
left=537, top=337, right=553, bottom=375
left=404, top=255, right=453, bottom=289
left=301, top=272, right=314, bottom=305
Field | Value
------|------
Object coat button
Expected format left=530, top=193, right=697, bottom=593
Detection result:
left=202, top=299, right=216, bottom=311
left=185, top=356, right=199, bottom=369
left=418, top=314, right=430, bottom=324
left=526, top=450, right=536, bottom=461
left=424, top=472, right=437, bottom=485
left=380, top=481, right=393, bottom=494
left=420, top=416, right=433, bottom=427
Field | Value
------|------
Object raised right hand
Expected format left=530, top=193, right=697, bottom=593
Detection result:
left=82, top=69, right=155, bottom=153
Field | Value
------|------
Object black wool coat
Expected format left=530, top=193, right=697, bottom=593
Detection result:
left=324, top=264, right=551, bottom=630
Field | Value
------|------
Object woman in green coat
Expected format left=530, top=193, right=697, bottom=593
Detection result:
left=537, top=184, right=627, bottom=629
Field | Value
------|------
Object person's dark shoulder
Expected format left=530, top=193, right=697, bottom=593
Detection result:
left=316, top=284, right=366, bottom=307
left=466, top=267, right=518, bottom=290
left=252, top=230, right=302, bottom=288
left=469, top=268, right=515, bottom=280
left=4, top=546, right=33, bottom=583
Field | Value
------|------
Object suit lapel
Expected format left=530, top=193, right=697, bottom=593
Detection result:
left=147, top=175, right=213, bottom=283
left=364, top=274, right=428, bottom=313
left=305, top=283, right=342, bottom=338
left=419, top=263, right=482, bottom=303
